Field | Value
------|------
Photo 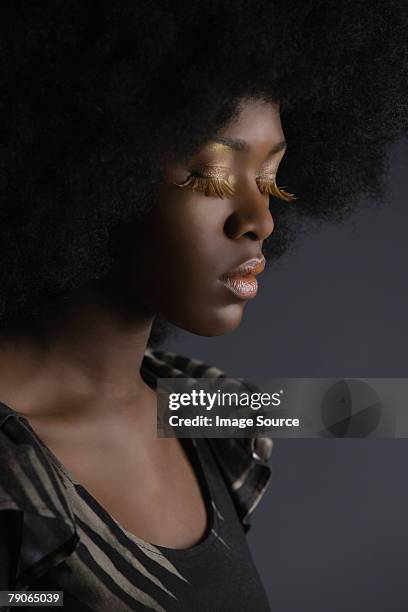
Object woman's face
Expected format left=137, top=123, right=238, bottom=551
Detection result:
left=124, top=98, right=287, bottom=336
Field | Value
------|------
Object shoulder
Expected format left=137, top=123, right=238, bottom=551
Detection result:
left=0, top=403, right=79, bottom=588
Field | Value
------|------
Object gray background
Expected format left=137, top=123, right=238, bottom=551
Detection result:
left=164, top=138, right=408, bottom=611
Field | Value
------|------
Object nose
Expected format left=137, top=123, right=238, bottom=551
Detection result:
left=223, top=184, right=274, bottom=242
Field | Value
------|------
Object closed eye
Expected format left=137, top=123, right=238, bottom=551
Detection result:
left=173, top=166, right=235, bottom=199
left=255, top=174, right=296, bottom=202
left=174, top=165, right=296, bottom=201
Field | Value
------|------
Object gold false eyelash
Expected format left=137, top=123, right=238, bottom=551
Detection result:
left=174, top=169, right=296, bottom=202
left=256, top=176, right=296, bottom=202
left=173, top=166, right=235, bottom=199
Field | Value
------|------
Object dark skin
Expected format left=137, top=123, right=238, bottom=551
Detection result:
left=0, top=98, right=285, bottom=549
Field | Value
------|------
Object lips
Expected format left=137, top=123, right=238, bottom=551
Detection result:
left=220, top=256, right=265, bottom=300
left=222, top=257, right=266, bottom=278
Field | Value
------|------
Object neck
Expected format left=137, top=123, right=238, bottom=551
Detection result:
left=0, top=279, right=158, bottom=421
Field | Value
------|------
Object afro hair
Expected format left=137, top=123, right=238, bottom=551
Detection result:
left=0, top=0, right=407, bottom=345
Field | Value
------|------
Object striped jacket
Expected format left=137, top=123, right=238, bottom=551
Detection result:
left=0, top=348, right=273, bottom=592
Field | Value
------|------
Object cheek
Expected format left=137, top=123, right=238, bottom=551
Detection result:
left=125, top=188, right=247, bottom=335
left=149, top=192, right=227, bottom=280
left=149, top=205, right=225, bottom=302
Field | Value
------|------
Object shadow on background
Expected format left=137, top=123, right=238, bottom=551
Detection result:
left=165, top=139, right=408, bottom=611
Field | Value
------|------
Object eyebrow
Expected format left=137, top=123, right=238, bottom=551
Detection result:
left=207, top=137, right=287, bottom=156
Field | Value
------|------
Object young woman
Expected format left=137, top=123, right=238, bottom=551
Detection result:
left=0, top=2, right=407, bottom=610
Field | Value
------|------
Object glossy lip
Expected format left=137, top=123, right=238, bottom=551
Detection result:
left=221, top=256, right=266, bottom=278
left=220, top=256, right=265, bottom=300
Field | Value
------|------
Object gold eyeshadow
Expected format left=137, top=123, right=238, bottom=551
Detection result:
left=205, top=142, right=235, bottom=153
left=255, top=158, right=296, bottom=202
left=193, top=166, right=232, bottom=180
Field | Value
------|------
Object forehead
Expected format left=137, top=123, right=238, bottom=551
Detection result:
left=217, top=97, right=284, bottom=150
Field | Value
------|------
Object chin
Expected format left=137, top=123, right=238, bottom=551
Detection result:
left=175, top=303, right=246, bottom=337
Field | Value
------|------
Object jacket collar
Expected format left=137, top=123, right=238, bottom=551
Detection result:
left=144, top=349, right=273, bottom=528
